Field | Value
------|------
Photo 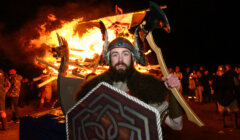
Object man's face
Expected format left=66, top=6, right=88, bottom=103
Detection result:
left=110, top=47, right=132, bottom=71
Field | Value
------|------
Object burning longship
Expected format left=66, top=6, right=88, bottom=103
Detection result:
left=32, top=7, right=165, bottom=113
left=33, top=8, right=165, bottom=88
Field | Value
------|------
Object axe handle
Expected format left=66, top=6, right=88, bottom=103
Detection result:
left=146, top=32, right=204, bottom=127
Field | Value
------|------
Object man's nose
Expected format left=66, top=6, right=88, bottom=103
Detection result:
left=118, top=55, right=123, bottom=62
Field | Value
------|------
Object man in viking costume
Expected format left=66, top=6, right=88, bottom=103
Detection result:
left=74, top=37, right=183, bottom=131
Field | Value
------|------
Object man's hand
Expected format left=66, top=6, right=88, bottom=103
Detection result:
left=162, top=74, right=181, bottom=90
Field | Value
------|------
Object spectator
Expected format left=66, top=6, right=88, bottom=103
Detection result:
left=173, top=66, right=183, bottom=81
left=174, top=66, right=183, bottom=93
left=18, top=78, right=31, bottom=107
left=225, top=64, right=240, bottom=108
left=195, top=70, right=204, bottom=103
left=168, top=67, right=174, bottom=74
left=202, top=69, right=211, bottom=103
left=199, top=66, right=204, bottom=74
left=188, top=71, right=196, bottom=101
left=0, top=69, right=11, bottom=130
left=6, top=69, right=23, bottom=123
left=182, top=67, right=191, bottom=95
left=39, top=69, right=53, bottom=108
left=213, top=65, right=239, bottom=128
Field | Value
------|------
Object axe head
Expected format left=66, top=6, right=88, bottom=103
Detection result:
left=142, top=1, right=171, bottom=34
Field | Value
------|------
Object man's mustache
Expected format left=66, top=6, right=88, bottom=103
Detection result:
left=114, top=62, right=128, bottom=68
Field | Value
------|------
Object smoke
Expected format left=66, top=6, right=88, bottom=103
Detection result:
left=0, top=29, right=48, bottom=77
left=0, top=0, right=114, bottom=78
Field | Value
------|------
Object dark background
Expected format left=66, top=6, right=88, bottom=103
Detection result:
left=0, top=0, right=238, bottom=78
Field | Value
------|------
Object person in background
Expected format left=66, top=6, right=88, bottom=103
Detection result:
left=209, top=70, right=218, bottom=111
left=168, top=67, right=174, bottom=74
left=195, top=70, right=204, bottom=103
left=173, top=66, right=183, bottom=81
left=173, top=66, right=183, bottom=93
left=234, top=66, right=240, bottom=80
left=199, top=66, right=205, bottom=74
left=213, top=65, right=239, bottom=128
left=202, top=69, right=211, bottom=103
left=0, top=69, right=11, bottom=130
left=225, top=64, right=240, bottom=109
left=7, top=69, right=23, bottom=123
left=18, top=78, right=31, bottom=107
left=39, top=69, right=53, bottom=108
left=182, top=67, right=191, bottom=96
left=188, top=71, right=196, bottom=101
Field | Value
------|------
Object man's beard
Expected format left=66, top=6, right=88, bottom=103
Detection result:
left=109, top=61, right=134, bottom=82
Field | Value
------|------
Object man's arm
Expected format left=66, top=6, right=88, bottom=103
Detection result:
left=165, top=115, right=183, bottom=130
left=162, top=74, right=183, bottom=130
left=4, top=78, right=11, bottom=93
left=150, top=95, right=183, bottom=131
left=164, top=93, right=183, bottom=130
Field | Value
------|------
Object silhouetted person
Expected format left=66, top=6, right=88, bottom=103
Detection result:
left=213, top=65, right=239, bottom=128
left=195, top=70, right=204, bottom=103
left=18, top=78, right=31, bottom=107
left=202, top=69, right=211, bottom=103
left=182, top=67, right=191, bottom=95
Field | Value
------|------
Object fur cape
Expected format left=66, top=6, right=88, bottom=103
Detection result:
left=74, top=69, right=183, bottom=118
left=75, top=69, right=168, bottom=103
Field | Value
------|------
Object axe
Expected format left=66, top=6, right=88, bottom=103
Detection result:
left=138, top=1, right=204, bottom=127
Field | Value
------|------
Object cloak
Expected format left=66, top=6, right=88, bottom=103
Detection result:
left=75, top=69, right=183, bottom=118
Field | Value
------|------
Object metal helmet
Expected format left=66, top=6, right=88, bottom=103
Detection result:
left=99, top=20, right=147, bottom=66
left=102, top=29, right=147, bottom=66
left=108, top=37, right=135, bottom=53
left=103, top=37, right=136, bottom=63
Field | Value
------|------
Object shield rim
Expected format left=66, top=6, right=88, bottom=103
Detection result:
left=66, top=82, right=162, bottom=140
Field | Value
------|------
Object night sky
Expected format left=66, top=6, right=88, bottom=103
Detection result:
left=0, top=0, right=238, bottom=77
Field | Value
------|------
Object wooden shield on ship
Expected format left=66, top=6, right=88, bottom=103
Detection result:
left=66, top=82, right=162, bottom=140
left=58, top=74, right=84, bottom=114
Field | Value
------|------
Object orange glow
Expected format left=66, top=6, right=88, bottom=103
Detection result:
left=31, top=13, right=159, bottom=77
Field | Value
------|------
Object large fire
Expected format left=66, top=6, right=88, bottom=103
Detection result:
left=30, top=12, right=161, bottom=85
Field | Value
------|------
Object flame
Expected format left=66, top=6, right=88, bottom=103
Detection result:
left=31, top=13, right=159, bottom=78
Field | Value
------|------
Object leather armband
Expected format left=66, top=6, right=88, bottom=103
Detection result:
left=161, top=109, right=169, bottom=123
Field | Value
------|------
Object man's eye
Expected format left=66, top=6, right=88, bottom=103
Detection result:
left=123, top=53, right=129, bottom=56
left=112, top=54, right=118, bottom=57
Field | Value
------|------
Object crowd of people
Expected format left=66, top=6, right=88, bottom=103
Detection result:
left=0, top=68, right=54, bottom=131
left=170, top=64, right=240, bottom=128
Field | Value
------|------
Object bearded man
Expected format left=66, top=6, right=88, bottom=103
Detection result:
left=75, top=37, right=183, bottom=130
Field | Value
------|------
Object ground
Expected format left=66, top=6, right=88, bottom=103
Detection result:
left=164, top=100, right=240, bottom=140
left=1, top=97, right=240, bottom=140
